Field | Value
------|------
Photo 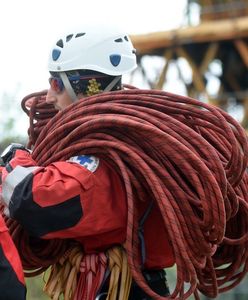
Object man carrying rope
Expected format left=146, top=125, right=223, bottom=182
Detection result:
left=0, top=24, right=173, bottom=299
left=1, top=23, right=248, bottom=300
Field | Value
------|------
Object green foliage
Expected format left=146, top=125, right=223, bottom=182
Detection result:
left=26, top=275, right=50, bottom=300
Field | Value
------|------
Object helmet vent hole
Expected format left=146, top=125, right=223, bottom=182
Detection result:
left=56, top=39, right=64, bottom=48
left=124, top=36, right=129, bottom=41
left=75, top=33, right=86, bottom=38
left=114, top=38, right=123, bottom=43
left=66, top=34, right=73, bottom=42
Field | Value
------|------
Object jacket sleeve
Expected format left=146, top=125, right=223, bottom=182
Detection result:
left=1, top=150, right=127, bottom=252
left=0, top=216, right=26, bottom=299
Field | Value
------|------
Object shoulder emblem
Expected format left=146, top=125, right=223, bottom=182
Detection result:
left=68, top=155, right=99, bottom=173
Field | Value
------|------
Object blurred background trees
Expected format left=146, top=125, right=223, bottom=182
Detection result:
left=0, top=88, right=27, bottom=152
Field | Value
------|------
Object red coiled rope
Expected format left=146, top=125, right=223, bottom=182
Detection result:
left=4, top=87, right=248, bottom=299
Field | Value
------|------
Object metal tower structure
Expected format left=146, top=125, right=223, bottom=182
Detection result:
left=130, top=0, right=248, bottom=128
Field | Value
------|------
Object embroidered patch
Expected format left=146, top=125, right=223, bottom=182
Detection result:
left=68, top=155, right=99, bottom=172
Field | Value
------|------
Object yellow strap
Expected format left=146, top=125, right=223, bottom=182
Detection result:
left=43, top=245, right=131, bottom=300
left=106, top=246, right=132, bottom=300
left=43, top=245, right=83, bottom=300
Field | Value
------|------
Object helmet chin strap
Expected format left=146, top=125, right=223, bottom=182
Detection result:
left=60, top=72, right=122, bottom=102
left=60, top=72, right=78, bottom=102
left=103, top=76, right=121, bottom=92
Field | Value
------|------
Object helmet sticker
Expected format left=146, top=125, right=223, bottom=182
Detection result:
left=68, top=155, right=100, bottom=173
left=110, top=54, right=121, bottom=67
left=52, top=49, right=61, bottom=61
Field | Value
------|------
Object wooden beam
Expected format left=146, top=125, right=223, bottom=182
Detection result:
left=175, top=46, right=208, bottom=96
left=199, top=42, right=219, bottom=74
left=241, top=98, right=248, bottom=129
left=130, top=16, right=248, bottom=54
left=234, top=39, right=248, bottom=68
left=155, top=49, right=173, bottom=90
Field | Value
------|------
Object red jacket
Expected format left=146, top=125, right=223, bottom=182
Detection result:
left=2, top=150, right=175, bottom=269
left=0, top=215, right=26, bottom=299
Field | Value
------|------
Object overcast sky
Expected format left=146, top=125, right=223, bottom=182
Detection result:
left=0, top=0, right=188, bottom=137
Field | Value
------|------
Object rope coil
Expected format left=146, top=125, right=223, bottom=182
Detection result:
left=2, top=87, right=248, bottom=299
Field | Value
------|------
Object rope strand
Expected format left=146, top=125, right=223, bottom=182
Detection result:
left=2, top=87, right=248, bottom=299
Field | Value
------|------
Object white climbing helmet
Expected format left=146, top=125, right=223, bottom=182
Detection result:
left=48, top=23, right=137, bottom=76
